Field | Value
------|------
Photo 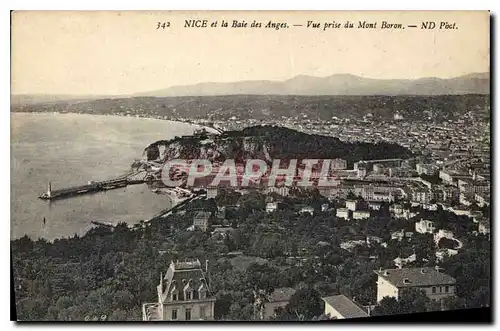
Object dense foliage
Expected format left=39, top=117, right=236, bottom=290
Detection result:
left=237, top=125, right=413, bottom=165
left=146, top=125, right=414, bottom=168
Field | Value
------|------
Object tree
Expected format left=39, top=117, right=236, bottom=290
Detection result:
left=17, top=298, right=46, bottom=321
left=282, top=287, right=323, bottom=320
left=214, top=294, right=232, bottom=319
left=113, top=290, right=135, bottom=311
left=109, top=309, right=127, bottom=321
left=372, top=297, right=400, bottom=316
left=372, top=289, right=431, bottom=316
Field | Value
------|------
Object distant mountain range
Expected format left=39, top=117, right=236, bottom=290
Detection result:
left=135, top=72, right=489, bottom=97
left=12, top=73, right=489, bottom=105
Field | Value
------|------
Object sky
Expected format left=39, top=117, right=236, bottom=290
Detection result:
left=11, top=10, right=490, bottom=95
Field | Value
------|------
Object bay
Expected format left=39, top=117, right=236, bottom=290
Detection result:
left=11, top=112, right=200, bottom=241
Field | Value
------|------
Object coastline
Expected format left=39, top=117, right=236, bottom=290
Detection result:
left=11, top=110, right=222, bottom=135
left=11, top=111, right=204, bottom=242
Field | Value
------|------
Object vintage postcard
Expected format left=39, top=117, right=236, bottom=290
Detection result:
left=11, top=10, right=490, bottom=322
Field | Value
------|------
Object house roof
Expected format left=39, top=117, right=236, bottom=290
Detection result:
left=161, top=260, right=211, bottom=301
left=374, top=267, right=456, bottom=288
left=322, top=295, right=369, bottom=319
left=269, top=287, right=296, bottom=303
left=194, top=211, right=211, bottom=219
left=212, top=227, right=234, bottom=233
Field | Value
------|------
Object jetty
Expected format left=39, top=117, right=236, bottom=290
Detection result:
left=39, top=170, right=149, bottom=201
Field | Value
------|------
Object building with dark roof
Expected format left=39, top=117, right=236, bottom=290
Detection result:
left=322, top=295, right=369, bottom=320
left=374, top=267, right=456, bottom=303
left=142, top=259, right=216, bottom=321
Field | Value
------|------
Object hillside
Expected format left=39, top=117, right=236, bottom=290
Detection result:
left=143, top=125, right=414, bottom=168
left=11, top=94, right=491, bottom=122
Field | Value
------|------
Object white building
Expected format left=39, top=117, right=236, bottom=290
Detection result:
left=459, top=192, right=474, bottom=206
left=266, top=202, right=278, bottom=213
left=374, top=267, right=456, bottom=303
left=475, top=193, right=490, bottom=207
left=416, top=163, right=439, bottom=176
left=265, top=186, right=290, bottom=197
left=411, top=189, right=433, bottom=204
left=346, top=200, right=358, bottom=211
left=439, top=170, right=455, bottom=185
left=336, top=208, right=350, bottom=220
left=368, top=202, right=381, bottom=210
left=353, top=210, right=370, bottom=220
left=330, top=158, right=347, bottom=170
left=206, top=187, right=218, bottom=199
left=390, top=229, right=405, bottom=241
left=415, top=219, right=436, bottom=234
left=299, top=206, right=314, bottom=216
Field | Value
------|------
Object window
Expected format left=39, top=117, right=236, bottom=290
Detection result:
left=171, top=309, right=178, bottom=320
left=200, top=291, right=206, bottom=300
left=432, top=287, right=436, bottom=294
left=186, top=291, right=192, bottom=300
left=439, top=286, right=442, bottom=293
left=445, top=286, right=449, bottom=293
left=200, top=306, right=206, bottom=318
left=193, top=290, right=199, bottom=300
left=185, top=308, right=191, bottom=321
left=172, top=293, right=178, bottom=301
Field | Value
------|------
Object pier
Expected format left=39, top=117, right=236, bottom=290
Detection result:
left=39, top=170, right=149, bottom=201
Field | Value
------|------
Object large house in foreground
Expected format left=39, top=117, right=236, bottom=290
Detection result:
left=374, top=267, right=456, bottom=303
left=142, top=259, right=216, bottom=321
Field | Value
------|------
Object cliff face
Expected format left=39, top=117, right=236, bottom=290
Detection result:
left=141, top=125, right=414, bottom=167
left=144, top=133, right=273, bottom=164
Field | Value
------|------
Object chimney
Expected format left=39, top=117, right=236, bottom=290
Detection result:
left=205, top=259, right=209, bottom=273
left=47, top=181, right=52, bottom=198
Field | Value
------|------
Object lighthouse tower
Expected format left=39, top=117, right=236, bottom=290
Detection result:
left=47, top=181, right=52, bottom=198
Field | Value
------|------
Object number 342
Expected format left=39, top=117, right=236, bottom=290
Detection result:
left=157, top=22, right=171, bottom=29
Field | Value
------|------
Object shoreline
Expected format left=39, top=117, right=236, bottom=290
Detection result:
left=11, top=110, right=222, bottom=134
left=12, top=111, right=200, bottom=243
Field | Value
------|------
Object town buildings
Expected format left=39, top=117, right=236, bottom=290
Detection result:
left=374, top=267, right=456, bottom=303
